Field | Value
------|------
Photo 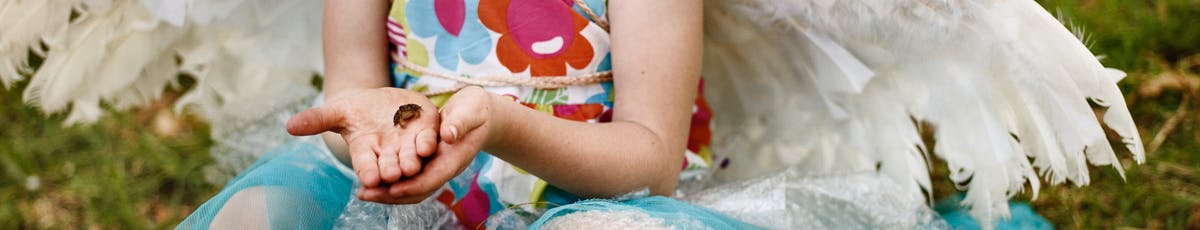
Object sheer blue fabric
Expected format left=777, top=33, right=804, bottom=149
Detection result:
left=529, top=196, right=760, bottom=229
left=178, top=141, right=755, bottom=229
left=177, top=142, right=354, bottom=229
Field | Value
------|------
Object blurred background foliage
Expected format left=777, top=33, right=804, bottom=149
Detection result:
left=1, top=80, right=214, bottom=229
left=1, top=0, right=1198, bottom=229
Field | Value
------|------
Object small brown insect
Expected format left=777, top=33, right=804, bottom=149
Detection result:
left=393, top=104, right=421, bottom=128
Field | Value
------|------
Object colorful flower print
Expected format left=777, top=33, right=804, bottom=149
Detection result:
left=479, top=0, right=595, bottom=77
left=387, top=16, right=431, bottom=88
left=407, top=0, right=492, bottom=70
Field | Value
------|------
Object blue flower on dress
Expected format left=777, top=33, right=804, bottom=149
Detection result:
left=407, top=0, right=492, bottom=70
left=571, top=0, right=606, bottom=25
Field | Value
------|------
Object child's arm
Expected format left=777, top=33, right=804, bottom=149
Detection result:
left=366, top=0, right=703, bottom=202
left=299, top=0, right=440, bottom=192
left=321, top=0, right=391, bottom=95
left=487, top=0, right=704, bottom=197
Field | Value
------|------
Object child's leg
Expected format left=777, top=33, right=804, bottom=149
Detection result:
left=181, top=141, right=458, bottom=229
left=178, top=142, right=354, bottom=229
left=323, top=132, right=352, bottom=167
left=210, top=187, right=270, bottom=229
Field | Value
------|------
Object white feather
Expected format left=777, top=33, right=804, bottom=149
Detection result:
left=22, top=0, right=186, bottom=124
left=140, top=0, right=186, bottom=26
left=704, top=0, right=1145, bottom=227
left=0, top=0, right=75, bottom=87
left=4, top=0, right=322, bottom=128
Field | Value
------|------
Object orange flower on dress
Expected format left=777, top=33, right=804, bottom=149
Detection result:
left=479, top=0, right=594, bottom=77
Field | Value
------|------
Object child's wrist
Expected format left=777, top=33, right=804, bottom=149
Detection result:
left=323, top=86, right=386, bottom=102
left=480, top=88, right=509, bottom=151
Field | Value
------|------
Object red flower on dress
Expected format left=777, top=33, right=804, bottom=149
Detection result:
left=479, top=0, right=594, bottom=77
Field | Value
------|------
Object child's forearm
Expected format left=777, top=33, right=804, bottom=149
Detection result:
left=482, top=0, right=703, bottom=198
left=320, top=0, right=392, bottom=163
left=482, top=95, right=686, bottom=198
left=322, top=0, right=392, bottom=99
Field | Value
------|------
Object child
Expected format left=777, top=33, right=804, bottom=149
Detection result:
left=182, top=0, right=734, bottom=228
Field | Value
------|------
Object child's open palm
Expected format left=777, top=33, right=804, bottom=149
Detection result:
left=287, top=86, right=495, bottom=204
left=285, top=87, right=440, bottom=197
left=361, top=86, right=495, bottom=204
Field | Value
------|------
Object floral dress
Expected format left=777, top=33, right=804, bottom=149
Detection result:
left=387, top=0, right=720, bottom=227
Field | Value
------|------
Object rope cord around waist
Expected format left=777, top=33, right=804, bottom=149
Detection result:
left=574, top=0, right=609, bottom=31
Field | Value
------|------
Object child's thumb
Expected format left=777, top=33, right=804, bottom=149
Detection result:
left=287, top=107, right=344, bottom=136
left=439, top=108, right=486, bottom=144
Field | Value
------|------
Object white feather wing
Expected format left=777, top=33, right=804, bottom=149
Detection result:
left=1, top=0, right=322, bottom=130
left=703, top=0, right=1145, bottom=226
left=0, top=0, right=74, bottom=87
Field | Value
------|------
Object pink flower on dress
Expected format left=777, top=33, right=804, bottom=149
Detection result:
left=479, top=0, right=594, bottom=77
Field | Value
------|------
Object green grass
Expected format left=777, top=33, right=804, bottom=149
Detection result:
left=1034, top=0, right=1200, bottom=229
left=1041, top=0, right=1200, bottom=72
left=0, top=83, right=216, bottom=229
left=1, top=1, right=1198, bottom=229
left=929, top=0, right=1200, bottom=229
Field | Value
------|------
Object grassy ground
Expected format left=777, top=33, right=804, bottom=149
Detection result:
left=1, top=0, right=1198, bottom=229
left=930, top=0, right=1200, bottom=229
left=0, top=82, right=216, bottom=229
left=1026, top=0, right=1200, bottom=229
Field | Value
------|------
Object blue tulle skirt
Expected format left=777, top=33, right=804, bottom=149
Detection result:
left=178, top=141, right=754, bottom=229
left=178, top=142, right=355, bottom=229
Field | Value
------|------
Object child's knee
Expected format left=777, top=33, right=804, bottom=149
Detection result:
left=211, top=187, right=271, bottom=229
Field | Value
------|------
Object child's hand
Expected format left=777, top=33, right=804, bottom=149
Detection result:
left=360, top=86, right=497, bottom=204
left=286, top=87, right=440, bottom=190
left=437, top=86, right=494, bottom=149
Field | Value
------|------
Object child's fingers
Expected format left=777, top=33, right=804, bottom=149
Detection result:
left=387, top=139, right=477, bottom=200
left=286, top=106, right=344, bottom=136
left=383, top=185, right=436, bottom=204
left=398, top=136, right=422, bottom=177
left=377, top=132, right=404, bottom=182
left=349, top=137, right=382, bottom=188
left=358, top=186, right=390, bottom=201
left=415, top=128, right=437, bottom=157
